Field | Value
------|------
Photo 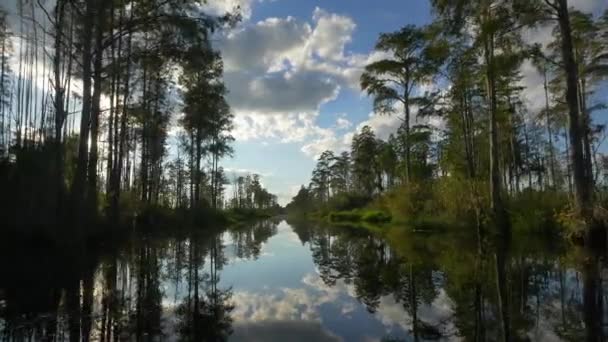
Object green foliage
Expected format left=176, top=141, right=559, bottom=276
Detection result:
left=325, top=192, right=372, bottom=212
left=509, top=190, right=567, bottom=235
left=361, top=210, right=392, bottom=224
left=328, top=210, right=362, bottom=223
left=326, top=209, right=391, bottom=225
left=226, top=207, right=274, bottom=223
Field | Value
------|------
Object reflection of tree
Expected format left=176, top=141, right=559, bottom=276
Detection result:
left=176, top=233, right=234, bottom=341
left=134, top=242, right=163, bottom=340
left=228, top=220, right=278, bottom=260
left=582, top=251, right=604, bottom=342
left=0, top=229, right=235, bottom=341
left=305, top=224, right=441, bottom=338
left=287, top=217, right=313, bottom=245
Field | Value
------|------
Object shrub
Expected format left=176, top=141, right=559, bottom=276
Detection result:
left=510, top=189, right=567, bottom=235
left=326, top=192, right=371, bottom=212
left=328, top=210, right=362, bottom=222
left=361, top=210, right=391, bottom=223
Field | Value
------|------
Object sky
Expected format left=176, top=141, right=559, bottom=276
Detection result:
left=214, top=0, right=435, bottom=205
left=210, top=0, right=607, bottom=205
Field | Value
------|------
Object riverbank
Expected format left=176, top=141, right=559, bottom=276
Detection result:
left=1, top=204, right=282, bottom=249
left=289, top=187, right=572, bottom=239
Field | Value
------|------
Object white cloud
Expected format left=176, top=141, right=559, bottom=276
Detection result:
left=224, top=167, right=273, bottom=179
left=202, top=0, right=258, bottom=21
left=225, top=70, right=340, bottom=115
left=335, top=115, right=352, bottom=130
left=300, top=131, right=352, bottom=159
left=217, top=7, right=364, bottom=151
left=519, top=60, right=547, bottom=117
left=232, top=112, right=332, bottom=143
left=220, top=17, right=311, bottom=73
left=308, top=7, right=356, bottom=61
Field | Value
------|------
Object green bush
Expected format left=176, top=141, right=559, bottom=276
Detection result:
left=328, top=210, right=362, bottom=222
left=326, top=192, right=371, bottom=212
left=510, top=189, right=567, bottom=234
left=361, top=210, right=392, bottom=223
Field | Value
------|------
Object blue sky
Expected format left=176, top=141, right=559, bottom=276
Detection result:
left=216, top=0, right=436, bottom=204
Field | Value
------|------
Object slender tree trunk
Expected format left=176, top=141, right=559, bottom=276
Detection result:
left=403, top=84, right=411, bottom=184
left=543, top=68, right=557, bottom=188
left=140, top=57, right=149, bottom=203
left=0, top=32, right=5, bottom=153
left=88, top=0, right=107, bottom=219
left=110, top=4, right=132, bottom=221
left=54, top=0, right=67, bottom=224
left=106, top=2, right=116, bottom=195
left=194, top=129, right=202, bottom=208
left=71, top=0, right=96, bottom=227
left=579, top=79, right=594, bottom=193
left=582, top=254, right=604, bottom=342
left=484, top=14, right=507, bottom=231
left=495, top=239, right=511, bottom=342
left=556, top=0, right=593, bottom=226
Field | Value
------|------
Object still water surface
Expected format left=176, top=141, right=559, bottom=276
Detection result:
left=0, top=219, right=606, bottom=341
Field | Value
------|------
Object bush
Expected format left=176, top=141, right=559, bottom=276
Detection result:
left=326, top=192, right=371, bottom=212
left=328, top=210, right=362, bottom=222
left=361, top=210, right=392, bottom=223
left=510, top=189, right=567, bottom=235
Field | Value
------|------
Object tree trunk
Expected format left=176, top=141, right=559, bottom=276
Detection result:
left=71, top=0, right=95, bottom=227
left=582, top=254, right=604, bottom=342
left=543, top=68, right=557, bottom=188
left=403, top=85, right=411, bottom=184
left=495, top=239, right=511, bottom=342
left=88, top=0, right=107, bottom=219
left=556, top=0, right=593, bottom=225
left=54, top=0, right=66, bottom=224
left=109, top=4, right=132, bottom=221
left=484, top=16, right=507, bottom=231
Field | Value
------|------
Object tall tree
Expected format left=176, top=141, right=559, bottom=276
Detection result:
left=361, top=25, right=447, bottom=184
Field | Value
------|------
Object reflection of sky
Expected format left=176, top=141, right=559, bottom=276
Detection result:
left=213, top=221, right=453, bottom=341
left=4, top=220, right=602, bottom=341
left=97, top=220, right=594, bottom=342
left=156, top=220, right=460, bottom=341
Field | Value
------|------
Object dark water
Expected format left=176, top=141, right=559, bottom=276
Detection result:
left=0, top=219, right=606, bottom=341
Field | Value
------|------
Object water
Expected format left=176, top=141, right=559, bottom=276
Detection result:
left=0, top=219, right=606, bottom=341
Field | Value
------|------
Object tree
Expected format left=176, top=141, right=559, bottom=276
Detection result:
left=351, top=126, right=378, bottom=196
left=361, top=25, right=447, bottom=184
left=310, top=150, right=334, bottom=202
left=0, top=9, right=12, bottom=156
left=180, top=40, right=228, bottom=209
left=514, top=0, right=600, bottom=235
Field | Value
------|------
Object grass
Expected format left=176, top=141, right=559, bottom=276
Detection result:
left=327, top=209, right=392, bottom=224
left=225, top=207, right=274, bottom=223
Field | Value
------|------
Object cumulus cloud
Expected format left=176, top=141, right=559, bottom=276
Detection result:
left=309, top=8, right=357, bottom=61
left=335, top=115, right=353, bottom=130
left=217, top=7, right=364, bottom=150
left=232, top=112, right=334, bottom=143
left=220, top=17, right=312, bottom=72
left=202, top=0, right=258, bottom=20
left=225, top=71, right=340, bottom=114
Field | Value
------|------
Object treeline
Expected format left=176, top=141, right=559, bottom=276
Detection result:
left=288, top=1, right=608, bottom=241
left=0, top=0, right=247, bottom=234
left=228, top=173, right=278, bottom=210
